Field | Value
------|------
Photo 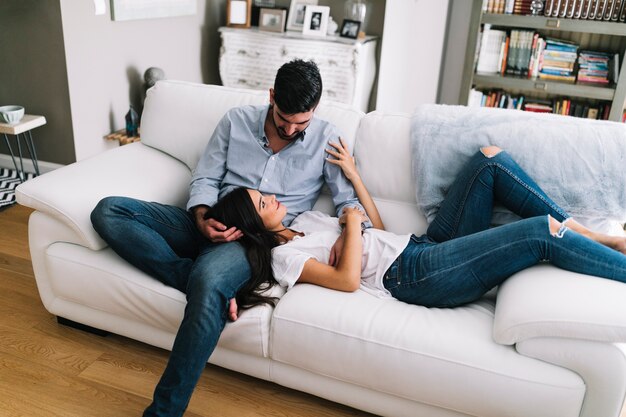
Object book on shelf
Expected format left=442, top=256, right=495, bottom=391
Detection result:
left=470, top=88, right=612, bottom=120
left=476, top=26, right=508, bottom=73
left=513, top=0, right=533, bottom=14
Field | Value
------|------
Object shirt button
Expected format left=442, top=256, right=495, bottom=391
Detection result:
left=271, top=156, right=275, bottom=160
left=264, top=178, right=268, bottom=182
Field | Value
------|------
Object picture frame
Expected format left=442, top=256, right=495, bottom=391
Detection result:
left=302, top=5, right=329, bottom=37
left=339, top=19, right=361, bottom=39
left=286, top=0, right=318, bottom=32
left=259, top=8, right=286, bottom=33
left=227, top=0, right=252, bottom=28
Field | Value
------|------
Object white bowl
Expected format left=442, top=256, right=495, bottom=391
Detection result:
left=0, top=105, right=25, bottom=124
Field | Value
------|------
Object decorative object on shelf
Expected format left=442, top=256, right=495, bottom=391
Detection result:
left=110, top=0, right=197, bottom=21
left=344, top=0, right=367, bottom=36
left=144, top=67, right=165, bottom=89
left=530, top=0, right=545, bottom=15
left=251, top=0, right=276, bottom=26
left=302, top=5, right=329, bottom=37
left=125, top=106, right=139, bottom=137
left=259, top=8, right=287, bottom=32
left=105, top=129, right=140, bottom=146
left=0, top=105, right=25, bottom=124
left=286, top=0, right=318, bottom=31
left=326, top=16, right=338, bottom=36
left=227, top=0, right=252, bottom=28
left=339, top=19, right=360, bottom=39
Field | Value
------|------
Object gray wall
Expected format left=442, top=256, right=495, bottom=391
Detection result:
left=0, top=0, right=75, bottom=166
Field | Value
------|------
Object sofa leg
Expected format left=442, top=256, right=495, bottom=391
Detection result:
left=57, top=316, right=110, bottom=337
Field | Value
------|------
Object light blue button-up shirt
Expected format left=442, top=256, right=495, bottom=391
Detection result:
left=187, top=104, right=366, bottom=226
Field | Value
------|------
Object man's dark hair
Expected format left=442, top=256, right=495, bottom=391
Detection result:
left=273, top=59, right=323, bottom=114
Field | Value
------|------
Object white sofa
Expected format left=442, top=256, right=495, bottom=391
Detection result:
left=16, top=80, right=626, bottom=417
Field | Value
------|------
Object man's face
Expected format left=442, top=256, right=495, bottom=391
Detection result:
left=269, top=89, right=315, bottom=141
left=270, top=104, right=314, bottom=141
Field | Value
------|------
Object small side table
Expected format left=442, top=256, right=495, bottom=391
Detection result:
left=0, top=114, right=46, bottom=182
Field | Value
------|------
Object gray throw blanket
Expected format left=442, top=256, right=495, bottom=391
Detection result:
left=410, top=104, right=626, bottom=228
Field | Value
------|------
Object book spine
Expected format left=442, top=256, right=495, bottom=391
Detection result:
left=588, top=0, right=598, bottom=18
left=566, top=0, right=578, bottom=16
left=611, top=0, right=623, bottom=19
left=595, top=0, right=607, bottom=19
left=580, top=0, right=592, bottom=17
left=551, top=0, right=563, bottom=15
left=544, top=0, right=555, bottom=15
left=558, top=0, right=570, bottom=16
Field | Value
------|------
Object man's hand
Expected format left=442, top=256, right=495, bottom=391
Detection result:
left=193, top=205, right=243, bottom=242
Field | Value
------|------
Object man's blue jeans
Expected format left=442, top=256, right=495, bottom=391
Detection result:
left=384, top=150, right=626, bottom=308
left=91, top=198, right=251, bottom=417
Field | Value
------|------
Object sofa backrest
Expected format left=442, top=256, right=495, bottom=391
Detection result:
left=140, top=80, right=364, bottom=171
left=354, top=111, right=428, bottom=236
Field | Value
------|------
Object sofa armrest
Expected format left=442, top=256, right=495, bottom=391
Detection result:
left=494, top=264, right=626, bottom=345
left=16, top=143, right=191, bottom=251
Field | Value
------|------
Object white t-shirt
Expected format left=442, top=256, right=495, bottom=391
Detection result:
left=271, top=211, right=411, bottom=298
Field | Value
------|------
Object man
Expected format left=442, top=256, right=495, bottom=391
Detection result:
left=91, top=59, right=368, bottom=417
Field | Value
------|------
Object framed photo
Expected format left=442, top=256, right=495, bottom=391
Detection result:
left=259, top=8, right=286, bottom=33
left=286, top=0, right=318, bottom=32
left=302, top=5, right=329, bottom=37
left=227, top=0, right=252, bottom=28
left=339, top=19, right=361, bottom=39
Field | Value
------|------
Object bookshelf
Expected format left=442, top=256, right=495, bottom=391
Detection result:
left=460, top=0, right=626, bottom=121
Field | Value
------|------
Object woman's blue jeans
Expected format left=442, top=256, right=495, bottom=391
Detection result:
left=91, top=198, right=251, bottom=417
left=384, top=150, right=626, bottom=308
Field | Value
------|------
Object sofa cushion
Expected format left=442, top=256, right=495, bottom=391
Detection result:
left=271, top=284, right=585, bottom=417
left=140, top=80, right=364, bottom=171
left=410, top=104, right=626, bottom=229
left=354, top=111, right=428, bottom=236
left=44, top=241, right=282, bottom=357
left=16, top=143, right=191, bottom=251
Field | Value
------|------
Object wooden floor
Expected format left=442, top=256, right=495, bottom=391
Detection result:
left=0, top=204, right=374, bottom=417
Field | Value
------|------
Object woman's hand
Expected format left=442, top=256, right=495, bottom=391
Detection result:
left=326, top=138, right=359, bottom=181
left=339, top=206, right=368, bottom=226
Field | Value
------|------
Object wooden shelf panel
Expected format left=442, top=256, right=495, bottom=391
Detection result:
left=481, top=14, right=626, bottom=35
left=473, top=74, right=616, bottom=100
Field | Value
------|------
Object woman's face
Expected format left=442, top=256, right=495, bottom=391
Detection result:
left=247, top=189, right=287, bottom=231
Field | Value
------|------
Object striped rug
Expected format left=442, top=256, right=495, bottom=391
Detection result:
left=0, top=168, right=35, bottom=210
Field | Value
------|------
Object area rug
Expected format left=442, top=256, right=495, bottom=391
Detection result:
left=0, top=168, right=35, bottom=210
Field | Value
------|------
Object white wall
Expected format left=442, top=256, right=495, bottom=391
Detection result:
left=376, top=0, right=450, bottom=113
left=59, top=0, right=210, bottom=161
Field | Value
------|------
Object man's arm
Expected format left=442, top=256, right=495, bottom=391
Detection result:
left=187, top=112, right=242, bottom=242
left=186, top=115, right=231, bottom=212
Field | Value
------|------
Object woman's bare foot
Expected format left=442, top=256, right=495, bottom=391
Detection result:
left=564, top=218, right=626, bottom=255
left=228, top=298, right=239, bottom=322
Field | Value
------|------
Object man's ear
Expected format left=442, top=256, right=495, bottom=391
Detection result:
left=269, top=88, right=275, bottom=106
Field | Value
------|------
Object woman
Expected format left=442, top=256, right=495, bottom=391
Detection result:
left=212, top=141, right=626, bottom=309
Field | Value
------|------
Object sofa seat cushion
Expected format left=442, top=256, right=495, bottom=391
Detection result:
left=45, top=242, right=282, bottom=357
left=270, top=284, right=585, bottom=417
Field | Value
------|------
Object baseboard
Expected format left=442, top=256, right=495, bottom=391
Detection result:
left=0, top=153, right=64, bottom=174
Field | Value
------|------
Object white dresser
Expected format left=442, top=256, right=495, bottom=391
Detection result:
left=218, top=27, right=378, bottom=112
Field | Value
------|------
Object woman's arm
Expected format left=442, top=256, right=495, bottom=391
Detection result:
left=296, top=208, right=365, bottom=292
left=326, top=138, right=385, bottom=230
